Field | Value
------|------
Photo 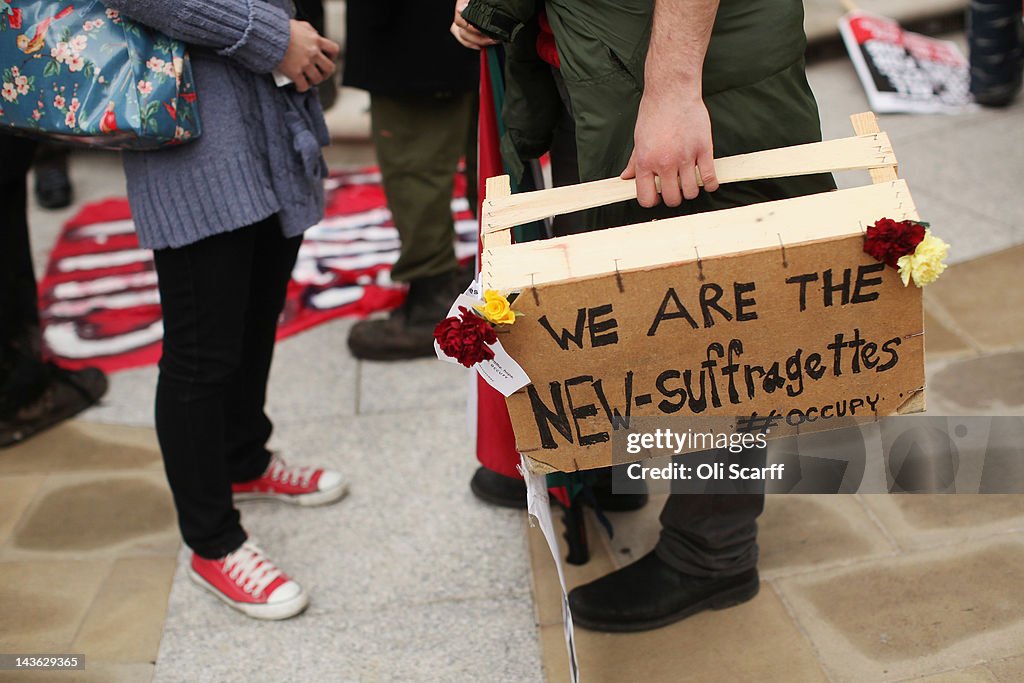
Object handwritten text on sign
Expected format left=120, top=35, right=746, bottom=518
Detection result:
left=499, top=236, right=924, bottom=472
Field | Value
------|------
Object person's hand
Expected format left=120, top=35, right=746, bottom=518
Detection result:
left=450, top=0, right=497, bottom=50
left=620, top=92, right=719, bottom=208
left=276, top=20, right=340, bottom=92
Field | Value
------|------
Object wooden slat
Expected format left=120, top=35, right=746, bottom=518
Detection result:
left=481, top=132, right=897, bottom=234
left=481, top=178, right=512, bottom=247
left=482, top=180, right=919, bottom=292
left=850, top=112, right=899, bottom=183
left=480, top=176, right=512, bottom=290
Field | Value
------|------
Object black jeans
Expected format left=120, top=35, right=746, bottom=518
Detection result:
left=656, top=493, right=764, bottom=578
left=153, top=216, right=301, bottom=559
left=0, top=135, right=49, bottom=417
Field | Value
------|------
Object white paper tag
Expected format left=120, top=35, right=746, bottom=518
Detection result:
left=520, top=455, right=580, bottom=683
left=272, top=70, right=293, bottom=88
left=433, top=277, right=532, bottom=397
left=475, top=342, right=531, bottom=397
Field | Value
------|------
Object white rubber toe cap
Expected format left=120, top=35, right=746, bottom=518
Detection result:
left=267, top=580, right=303, bottom=605
left=317, top=469, right=345, bottom=493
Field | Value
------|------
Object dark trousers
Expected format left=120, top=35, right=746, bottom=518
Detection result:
left=153, top=216, right=301, bottom=559
left=370, top=91, right=475, bottom=283
left=656, top=493, right=764, bottom=577
left=0, top=135, right=49, bottom=417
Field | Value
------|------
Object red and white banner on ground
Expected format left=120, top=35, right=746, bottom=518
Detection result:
left=37, top=168, right=477, bottom=372
left=839, top=10, right=975, bottom=114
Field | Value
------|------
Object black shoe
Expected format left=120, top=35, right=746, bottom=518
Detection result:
left=0, top=365, right=108, bottom=448
left=568, top=551, right=759, bottom=632
left=347, top=270, right=460, bottom=361
left=34, top=166, right=73, bottom=210
left=469, top=466, right=527, bottom=509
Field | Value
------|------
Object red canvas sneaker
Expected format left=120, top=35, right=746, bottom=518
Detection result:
left=232, top=455, right=348, bottom=506
left=188, top=541, right=308, bottom=620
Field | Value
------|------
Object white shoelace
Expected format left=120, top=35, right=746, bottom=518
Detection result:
left=223, top=542, right=283, bottom=596
left=266, top=456, right=315, bottom=488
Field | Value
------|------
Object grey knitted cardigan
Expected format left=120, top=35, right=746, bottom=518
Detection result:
left=101, top=0, right=328, bottom=250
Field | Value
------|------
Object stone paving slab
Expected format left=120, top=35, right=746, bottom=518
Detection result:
left=926, top=246, right=1024, bottom=353
left=0, top=559, right=112, bottom=653
left=922, top=310, right=975, bottom=359
left=0, top=475, right=45, bottom=547
left=83, top=366, right=159, bottom=428
left=598, top=494, right=900, bottom=581
left=0, top=421, right=178, bottom=681
left=2, top=470, right=177, bottom=562
left=0, top=421, right=161, bottom=476
left=809, top=54, right=1024, bottom=266
left=987, top=654, right=1024, bottom=682
left=152, top=405, right=540, bottom=681
left=357, top=356, right=471, bottom=416
left=860, top=494, right=1024, bottom=551
left=927, top=353, right=1024, bottom=416
left=0, top=663, right=155, bottom=683
left=157, top=593, right=541, bottom=683
left=909, top=669, right=1000, bottom=683
left=265, top=318, right=360, bottom=425
left=775, top=537, right=1024, bottom=683
left=530, top=523, right=830, bottom=683
left=72, top=557, right=178, bottom=663
left=893, top=117, right=1024, bottom=250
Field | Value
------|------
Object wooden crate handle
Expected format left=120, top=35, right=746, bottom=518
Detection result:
left=850, top=112, right=899, bottom=183
left=482, top=113, right=897, bottom=234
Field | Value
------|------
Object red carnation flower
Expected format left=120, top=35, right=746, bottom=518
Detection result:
left=9, top=8, right=22, bottom=30
left=433, top=307, right=497, bottom=367
left=864, top=218, right=927, bottom=268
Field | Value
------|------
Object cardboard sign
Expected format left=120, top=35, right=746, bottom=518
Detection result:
left=479, top=114, right=928, bottom=473
left=499, top=234, right=924, bottom=472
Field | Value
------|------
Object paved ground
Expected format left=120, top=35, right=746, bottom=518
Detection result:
left=535, top=244, right=1024, bottom=682
left=3, top=4, right=1023, bottom=682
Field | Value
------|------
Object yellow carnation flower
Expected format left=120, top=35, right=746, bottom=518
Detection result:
left=474, top=290, right=517, bottom=326
left=897, top=231, right=949, bottom=287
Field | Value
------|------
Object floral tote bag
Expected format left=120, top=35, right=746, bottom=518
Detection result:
left=0, top=0, right=200, bottom=149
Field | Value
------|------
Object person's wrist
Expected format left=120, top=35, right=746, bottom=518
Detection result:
left=642, top=76, right=702, bottom=107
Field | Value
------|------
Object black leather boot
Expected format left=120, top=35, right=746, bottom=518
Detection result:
left=568, top=551, right=759, bottom=632
left=347, top=270, right=460, bottom=361
left=0, top=364, right=108, bottom=448
left=469, top=467, right=528, bottom=509
left=34, top=166, right=73, bottom=210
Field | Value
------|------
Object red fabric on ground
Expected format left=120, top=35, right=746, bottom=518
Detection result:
left=36, top=168, right=476, bottom=372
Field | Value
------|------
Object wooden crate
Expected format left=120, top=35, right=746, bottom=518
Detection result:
left=481, top=113, right=925, bottom=474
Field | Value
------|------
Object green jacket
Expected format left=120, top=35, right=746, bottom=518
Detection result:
left=462, top=0, right=836, bottom=230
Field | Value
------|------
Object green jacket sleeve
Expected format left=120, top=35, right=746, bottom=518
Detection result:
left=460, top=0, right=528, bottom=43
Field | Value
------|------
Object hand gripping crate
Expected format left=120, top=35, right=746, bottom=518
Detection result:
left=479, top=113, right=926, bottom=474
